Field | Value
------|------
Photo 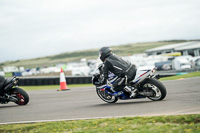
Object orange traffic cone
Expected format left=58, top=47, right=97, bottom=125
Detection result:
left=58, top=68, right=70, bottom=91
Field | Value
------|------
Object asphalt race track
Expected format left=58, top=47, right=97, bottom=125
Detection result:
left=0, top=77, right=200, bottom=124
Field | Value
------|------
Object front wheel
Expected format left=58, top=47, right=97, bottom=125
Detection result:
left=142, top=78, right=167, bottom=101
left=11, top=87, right=29, bottom=105
left=96, top=88, right=118, bottom=103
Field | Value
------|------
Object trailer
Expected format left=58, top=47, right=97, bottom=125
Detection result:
left=172, top=57, right=191, bottom=70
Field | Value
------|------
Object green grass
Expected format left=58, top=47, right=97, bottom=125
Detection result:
left=160, top=71, right=200, bottom=81
left=4, top=72, right=12, bottom=78
left=0, top=114, right=200, bottom=133
left=21, top=84, right=93, bottom=91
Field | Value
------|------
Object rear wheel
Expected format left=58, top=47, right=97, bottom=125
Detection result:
left=142, top=78, right=167, bottom=101
left=96, top=88, right=118, bottom=103
left=11, top=88, right=29, bottom=105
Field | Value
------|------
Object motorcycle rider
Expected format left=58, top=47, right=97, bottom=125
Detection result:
left=0, top=75, right=5, bottom=103
left=99, top=47, right=137, bottom=98
left=0, top=75, right=5, bottom=93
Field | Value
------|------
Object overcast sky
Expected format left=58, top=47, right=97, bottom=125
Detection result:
left=0, top=0, right=200, bottom=63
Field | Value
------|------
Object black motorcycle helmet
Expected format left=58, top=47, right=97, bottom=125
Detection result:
left=99, top=47, right=112, bottom=62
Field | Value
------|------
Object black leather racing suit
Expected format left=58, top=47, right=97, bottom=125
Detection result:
left=0, top=76, right=5, bottom=95
left=102, top=53, right=136, bottom=90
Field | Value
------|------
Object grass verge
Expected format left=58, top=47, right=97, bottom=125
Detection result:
left=160, top=71, right=200, bottom=81
left=0, top=114, right=200, bottom=133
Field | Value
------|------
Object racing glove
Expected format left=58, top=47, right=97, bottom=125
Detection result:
left=100, top=75, right=106, bottom=84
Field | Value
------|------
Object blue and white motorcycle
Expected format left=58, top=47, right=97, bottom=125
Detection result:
left=92, top=65, right=167, bottom=103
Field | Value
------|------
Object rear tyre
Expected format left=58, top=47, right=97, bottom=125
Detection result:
left=11, top=88, right=29, bottom=105
left=96, top=88, right=118, bottom=103
left=143, top=78, right=167, bottom=101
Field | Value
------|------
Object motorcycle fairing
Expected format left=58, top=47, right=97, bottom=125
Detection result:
left=132, top=66, right=155, bottom=84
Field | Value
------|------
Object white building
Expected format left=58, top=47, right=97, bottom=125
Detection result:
left=3, top=66, right=19, bottom=73
left=146, top=41, right=200, bottom=57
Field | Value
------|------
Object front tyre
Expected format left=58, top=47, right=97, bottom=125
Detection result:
left=143, top=78, right=167, bottom=101
left=11, top=87, right=29, bottom=105
left=96, top=88, right=118, bottom=103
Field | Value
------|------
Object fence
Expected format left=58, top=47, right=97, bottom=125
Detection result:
left=18, top=76, right=92, bottom=86
left=17, top=72, right=176, bottom=86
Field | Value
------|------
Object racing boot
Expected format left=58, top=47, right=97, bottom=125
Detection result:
left=124, top=86, right=137, bottom=98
